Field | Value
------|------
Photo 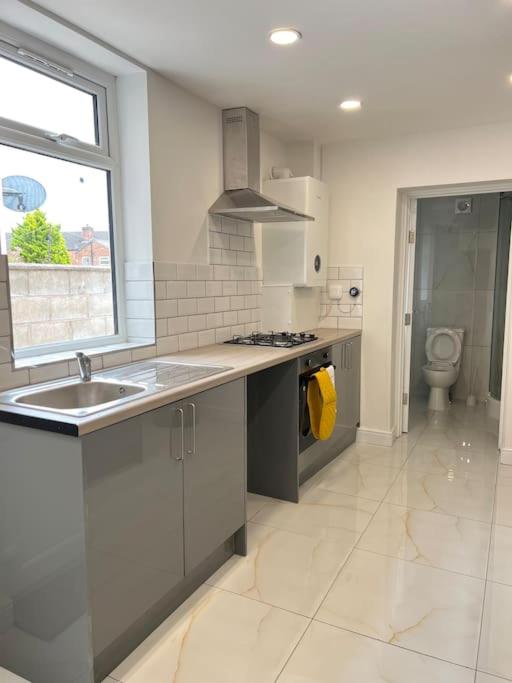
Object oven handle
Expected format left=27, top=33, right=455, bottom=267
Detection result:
left=301, top=362, right=336, bottom=380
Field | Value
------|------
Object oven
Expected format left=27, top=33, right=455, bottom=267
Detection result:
left=298, top=346, right=333, bottom=453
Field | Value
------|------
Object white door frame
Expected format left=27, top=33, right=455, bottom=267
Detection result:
left=400, top=196, right=418, bottom=432
left=395, top=180, right=512, bottom=454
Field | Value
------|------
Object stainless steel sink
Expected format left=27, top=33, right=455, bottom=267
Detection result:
left=14, top=380, right=145, bottom=413
left=0, top=359, right=232, bottom=418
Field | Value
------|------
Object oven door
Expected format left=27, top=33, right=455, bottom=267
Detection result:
left=299, top=374, right=317, bottom=453
left=298, top=359, right=334, bottom=454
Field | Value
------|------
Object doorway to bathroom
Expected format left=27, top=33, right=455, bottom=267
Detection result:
left=396, top=183, right=512, bottom=458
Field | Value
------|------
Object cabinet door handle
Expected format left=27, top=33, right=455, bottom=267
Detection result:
left=349, top=342, right=353, bottom=370
left=186, top=402, right=196, bottom=455
left=175, top=407, right=184, bottom=461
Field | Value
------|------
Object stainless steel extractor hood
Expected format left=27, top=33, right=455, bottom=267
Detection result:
left=209, top=107, right=314, bottom=224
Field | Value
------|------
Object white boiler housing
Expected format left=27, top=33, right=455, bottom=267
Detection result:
left=261, top=176, right=329, bottom=288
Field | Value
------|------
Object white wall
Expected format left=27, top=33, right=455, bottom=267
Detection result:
left=286, top=141, right=322, bottom=179
left=260, top=131, right=288, bottom=183
left=322, top=121, right=512, bottom=440
left=146, top=71, right=222, bottom=265
left=117, top=72, right=153, bottom=262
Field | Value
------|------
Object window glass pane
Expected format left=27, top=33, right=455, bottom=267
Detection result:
left=0, top=144, right=116, bottom=350
left=0, top=55, right=98, bottom=145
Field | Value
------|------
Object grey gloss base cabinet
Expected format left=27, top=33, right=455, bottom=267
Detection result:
left=0, top=378, right=246, bottom=683
left=248, top=336, right=361, bottom=503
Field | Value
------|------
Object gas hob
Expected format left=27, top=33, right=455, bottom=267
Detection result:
left=225, top=331, right=318, bottom=348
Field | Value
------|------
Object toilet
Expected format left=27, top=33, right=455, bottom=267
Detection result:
left=422, top=327, right=464, bottom=411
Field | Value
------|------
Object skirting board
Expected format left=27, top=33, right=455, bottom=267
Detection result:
left=501, top=448, right=512, bottom=465
left=356, top=427, right=396, bottom=447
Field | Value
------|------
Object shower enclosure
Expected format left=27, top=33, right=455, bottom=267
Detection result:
left=489, top=193, right=512, bottom=401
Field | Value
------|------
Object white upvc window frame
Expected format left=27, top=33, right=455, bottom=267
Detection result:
left=0, top=23, right=127, bottom=362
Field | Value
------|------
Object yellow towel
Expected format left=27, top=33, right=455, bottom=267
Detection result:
left=307, top=367, right=337, bottom=440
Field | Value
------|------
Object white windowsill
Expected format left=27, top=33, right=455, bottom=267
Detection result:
left=14, top=340, right=154, bottom=370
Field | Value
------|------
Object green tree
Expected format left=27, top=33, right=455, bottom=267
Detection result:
left=10, top=209, right=71, bottom=265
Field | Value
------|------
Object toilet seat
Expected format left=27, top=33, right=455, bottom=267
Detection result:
left=425, top=328, right=462, bottom=364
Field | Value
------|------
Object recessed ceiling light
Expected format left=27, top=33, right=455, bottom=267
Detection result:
left=339, top=99, right=362, bottom=111
left=269, top=28, right=302, bottom=45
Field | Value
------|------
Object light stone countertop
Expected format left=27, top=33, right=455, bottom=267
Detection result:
left=0, top=328, right=360, bottom=436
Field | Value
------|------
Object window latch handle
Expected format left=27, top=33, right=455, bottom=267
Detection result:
left=45, top=132, right=80, bottom=146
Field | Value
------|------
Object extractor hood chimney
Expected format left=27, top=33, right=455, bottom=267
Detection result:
left=209, top=107, right=314, bottom=224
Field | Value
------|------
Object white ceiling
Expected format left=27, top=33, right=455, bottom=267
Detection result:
left=31, top=0, right=512, bottom=143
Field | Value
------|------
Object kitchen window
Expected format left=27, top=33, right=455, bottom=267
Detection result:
left=0, top=31, right=123, bottom=360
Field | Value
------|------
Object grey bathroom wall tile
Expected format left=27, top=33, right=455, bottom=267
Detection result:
left=473, top=291, right=494, bottom=347
left=454, top=346, right=472, bottom=400
left=431, top=290, right=474, bottom=345
left=417, top=197, right=451, bottom=233
left=418, top=196, right=479, bottom=234
left=414, top=233, right=435, bottom=290
left=471, top=346, right=491, bottom=400
left=475, top=231, right=498, bottom=290
left=432, top=230, right=477, bottom=291
left=412, top=290, right=432, bottom=343
left=477, top=192, right=500, bottom=231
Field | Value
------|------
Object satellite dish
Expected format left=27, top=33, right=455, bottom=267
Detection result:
left=2, top=176, right=47, bottom=212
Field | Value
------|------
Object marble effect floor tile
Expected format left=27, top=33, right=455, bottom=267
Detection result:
left=110, top=585, right=308, bottom=683
left=496, top=465, right=512, bottom=485
left=0, top=668, right=30, bottom=682
left=405, top=443, right=498, bottom=483
left=416, top=426, right=498, bottom=453
left=358, top=503, right=491, bottom=578
left=342, top=441, right=412, bottom=469
left=493, top=486, right=512, bottom=528
left=488, top=525, right=512, bottom=586
left=385, top=469, right=495, bottom=522
left=278, top=621, right=475, bottom=683
left=475, top=673, right=510, bottom=682
left=207, top=522, right=352, bottom=617
left=316, top=549, right=485, bottom=667
left=252, top=488, right=378, bottom=541
left=246, top=493, right=274, bottom=520
left=494, top=468, right=512, bottom=527
left=313, top=460, right=401, bottom=502
left=478, top=581, right=512, bottom=680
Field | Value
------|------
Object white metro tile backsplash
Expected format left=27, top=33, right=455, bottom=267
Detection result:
left=320, top=266, right=364, bottom=331
left=153, top=216, right=261, bottom=355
